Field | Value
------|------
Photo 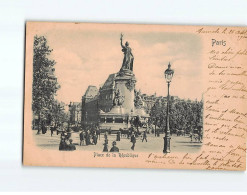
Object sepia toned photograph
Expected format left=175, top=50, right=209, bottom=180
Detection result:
left=31, top=25, right=204, bottom=154
left=24, top=22, right=246, bottom=170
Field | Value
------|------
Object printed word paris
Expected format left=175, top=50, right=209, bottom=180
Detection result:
left=212, top=39, right=226, bottom=47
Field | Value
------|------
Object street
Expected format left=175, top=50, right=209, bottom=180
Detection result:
left=34, top=130, right=202, bottom=153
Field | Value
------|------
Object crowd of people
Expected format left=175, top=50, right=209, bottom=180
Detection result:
left=59, top=131, right=76, bottom=151
left=57, top=124, right=149, bottom=152
left=37, top=122, right=203, bottom=152
left=79, top=129, right=100, bottom=146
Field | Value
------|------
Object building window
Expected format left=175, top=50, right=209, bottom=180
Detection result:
left=115, top=118, right=123, bottom=123
left=100, top=118, right=105, bottom=123
left=106, top=118, right=113, bottom=123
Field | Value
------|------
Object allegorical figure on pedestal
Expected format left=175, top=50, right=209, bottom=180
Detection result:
left=120, top=33, right=134, bottom=71
left=134, top=90, right=144, bottom=108
left=113, top=89, right=124, bottom=106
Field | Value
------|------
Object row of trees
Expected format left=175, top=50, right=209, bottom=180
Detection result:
left=149, top=98, right=203, bottom=134
left=32, top=35, right=68, bottom=132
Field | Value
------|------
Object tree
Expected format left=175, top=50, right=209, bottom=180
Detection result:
left=32, top=35, right=60, bottom=133
left=51, top=100, right=68, bottom=127
left=149, top=99, right=163, bottom=133
left=150, top=98, right=203, bottom=134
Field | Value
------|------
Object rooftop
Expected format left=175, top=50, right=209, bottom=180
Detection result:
left=84, top=85, right=99, bottom=98
left=100, top=73, right=116, bottom=91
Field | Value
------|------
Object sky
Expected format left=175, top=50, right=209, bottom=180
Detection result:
left=39, top=26, right=203, bottom=105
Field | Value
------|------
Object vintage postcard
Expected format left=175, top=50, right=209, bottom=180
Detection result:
left=23, top=22, right=247, bottom=170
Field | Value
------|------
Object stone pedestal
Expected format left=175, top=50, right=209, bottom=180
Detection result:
left=114, top=69, right=136, bottom=115
left=98, top=69, right=136, bottom=132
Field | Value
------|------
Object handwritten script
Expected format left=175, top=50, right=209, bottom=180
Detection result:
left=145, top=27, right=247, bottom=170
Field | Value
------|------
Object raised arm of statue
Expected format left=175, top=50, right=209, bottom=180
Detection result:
left=120, top=33, right=125, bottom=48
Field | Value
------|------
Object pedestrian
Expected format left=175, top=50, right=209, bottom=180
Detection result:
left=51, top=126, right=54, bottom=137
left=108, top=127, right=112, bottom=135
left=85, top=130, right=89, bottom=145
left=130, top=125, right=134, bottom=133
left=93, top=132, right=97, bottom=145
left=36, top=120, right=41, bottom=135
left=131, top=133, right=136, bottom=150
left=110, top=141, right=119, bottom=152
left=103, top=139, right=108, bottom=152
left=127, top=129, right=131, bottom=139
left=198, top=129, right=203, bottom=143
left=56, top=124, right=60, bottom=135
left=142, top=131, right=147, bottom=142
left=190, top=132, right=193, bottom=142
left=59, top=137, right=67, bottom=151
left=96, top=128, right=100, bottom=140
left=41, top=121, right=46, bottom=134
left=68, top=139, right=76, bottom=151
left=86, top=132, right=91, bottom=145
left=116, top=130, right=121, bottom=141
left=79, top=131, right=84, bottom=146
left=104, top=132, right=108, bottom=140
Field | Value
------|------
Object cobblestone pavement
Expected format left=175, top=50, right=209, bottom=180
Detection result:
left=34, top=130, right=202, bottom=153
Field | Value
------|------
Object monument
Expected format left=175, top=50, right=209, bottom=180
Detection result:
left=114, top=33, right=137, bottom=114
left=99, top=34, right=148, bottom=131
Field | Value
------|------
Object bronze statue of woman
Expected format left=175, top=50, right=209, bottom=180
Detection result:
left=120, top=33, right=134, bottom=71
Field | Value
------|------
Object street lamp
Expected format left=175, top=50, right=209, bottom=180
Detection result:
left=163, top=62, right=174, bottom=153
